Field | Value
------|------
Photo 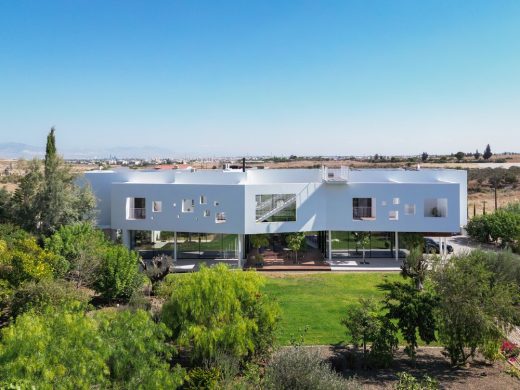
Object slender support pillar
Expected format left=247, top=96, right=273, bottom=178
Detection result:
left=395, top=231, right=399, bottom=261
left=237, top=234, right=244, bottom=268
left=327, top=230, right=332, bottom=261
left=439, top=237, right=443, bottom=259
left=122, top=229, right=131, bottom=249
left=173, top=232, right=177, bottom=261
left=151, top=230, right=160, bottom=242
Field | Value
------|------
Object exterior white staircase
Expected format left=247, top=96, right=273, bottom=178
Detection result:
left=255, top=194, right=297, bottom=223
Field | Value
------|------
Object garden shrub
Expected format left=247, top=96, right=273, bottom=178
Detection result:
left=94, top=245, right=143, bottom=301
left=10, top=278, right=90, bottom=318
left=264, top=347, right=361, bottom=390
left=160, top=264, right=280, bottom=362
left=394, top=372, right=438, bottom=390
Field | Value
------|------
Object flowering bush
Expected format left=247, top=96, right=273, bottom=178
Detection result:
left=501, top=340, right=520, bottom=361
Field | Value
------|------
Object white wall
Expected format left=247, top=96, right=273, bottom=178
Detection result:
left=84, top=168, right=467, bottom=235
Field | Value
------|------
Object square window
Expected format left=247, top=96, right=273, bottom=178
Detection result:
left=182, top=199, right=195, bottom=213
left=216, top=212, right=226, bottom=223
left=389, top=210, right=399, bottom=220
left=152, top=201, right=162, bottom=212
left=353, top=198, right=376, bottom=220
left=424, top=198, right=448, bottom=218
left=381, top=201, right=387, bottom=206
left=404, top=204, right=416, bottom=215
left=393, top=198, right=400, bottom=205
left=126, top=197, right=146, bottom=220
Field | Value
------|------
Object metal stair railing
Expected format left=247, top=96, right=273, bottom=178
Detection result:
left=255, top=194, right=296, bottom=223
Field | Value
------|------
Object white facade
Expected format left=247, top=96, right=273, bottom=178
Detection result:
left=84, top=167, right=467, bottom=237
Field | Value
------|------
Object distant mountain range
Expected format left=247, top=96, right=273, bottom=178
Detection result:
left=0, top=143, right=44, bottom=159
left=0, top=143, right=174, bottom=159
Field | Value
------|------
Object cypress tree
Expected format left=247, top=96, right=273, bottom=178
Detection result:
left=483, top=144, right=492, bottom=160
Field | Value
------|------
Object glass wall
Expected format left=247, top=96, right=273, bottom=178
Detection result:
left=330, top=231, right=394, bottom=258
left=177, top=233, right=238, bottom=259
left=133, top=231, right=238, bottom=259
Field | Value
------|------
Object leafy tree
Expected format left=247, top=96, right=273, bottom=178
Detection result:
left=483, top=144, right=493, bottom=160
left=45, top=223, right=109, bottom=288
left=286, top=232, right=306, bottom=263
left=400, top=232, right=425, bottom=251
left=342, top=298, right=379, bottom=358
left=10, top=279, right=90, bottom=318
left=250, top=234, right=269, bottom=251
left=353, top=232, right=370, bottom=264
left=455, top=151, right=465, bottom=162
left=466, top=208, right=520, bottom=247
left=474, top=149, right=481, bottom=160
left=10, top=129, right=96, bottom=236
left=160, top=264, right=280, bottom=362
left=421, top=152, right=429, bottom=162
left=380, top=280, right=437, bottom=362
left=432, top=252, right=518, bottom=366
left=0, top=188, right=12, bottom=223
left=10, top=159, right=43, bottom=232
left=401, top=247, right=429, bottom=290
left=341, top=298, right=397, bottom=367
left=94, top=245, right=143, bottom=301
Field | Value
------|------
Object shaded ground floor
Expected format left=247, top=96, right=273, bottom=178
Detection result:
left=108, top=229, right=452, bottom=270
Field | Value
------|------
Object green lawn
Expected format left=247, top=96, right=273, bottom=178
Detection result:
left=263, top=272, right=401, bottom=345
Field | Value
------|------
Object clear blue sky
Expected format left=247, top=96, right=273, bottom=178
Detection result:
left=0, top=0, right=519, bottom=157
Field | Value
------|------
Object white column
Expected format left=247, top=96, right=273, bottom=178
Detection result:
left=151, top=230, right=161, bottom=242
left=328, top=230, right=332, bottom=261
left=237, top=234, right=244, bottom=268
left=438, top=237, right=443, bottom=258
left=173, top=232, right=177, bottom=261
left=395, top=231, right=399, bottom=261
left=122, top=229, right=131, bottom=249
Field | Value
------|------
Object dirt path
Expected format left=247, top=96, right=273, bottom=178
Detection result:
left=303, top=346, right=520, bottom=389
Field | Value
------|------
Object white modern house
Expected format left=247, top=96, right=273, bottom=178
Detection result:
left=83, top=166, right=467, bottom=266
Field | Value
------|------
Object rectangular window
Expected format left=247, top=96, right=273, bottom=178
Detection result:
left=126, top=197, right=146, bottom=220
left=424, top=198, right=448, bottom=218
left=216, top=212, right=226, bottom=223
left=404, top=204, right=416, bottom=215
left=255, top=194, right=296, bottom=223
left=389, top=210, right=399, bottom=220
left=200, top=195, right=207, bottom=204
left=204, top=210, right=210, bottom=217
left=182, top=199, right=195, bottom=213
left=152, top=201, right=162, bottom=212
left=353, top=198, right=375, bottom=220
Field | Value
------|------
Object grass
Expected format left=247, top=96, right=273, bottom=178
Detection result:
left=262, top=272, right=401, bottom=346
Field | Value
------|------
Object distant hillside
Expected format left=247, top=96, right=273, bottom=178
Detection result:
left=0, top=143, right=43, bottom=159
left=0, top=142, right=174, bottom=159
